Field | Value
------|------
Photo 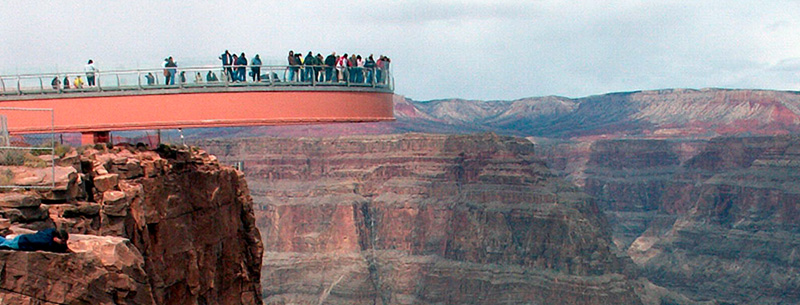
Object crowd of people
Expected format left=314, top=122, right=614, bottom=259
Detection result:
left=221, top=50, right=391, bottom=84
left=46, top=51, right=391, bottom=91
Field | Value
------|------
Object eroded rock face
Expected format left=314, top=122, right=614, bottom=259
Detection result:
left=548, top=136, right=800, bottom=304
left=0, top=145, right=263, bottom=305
left=201, top=133, right=642, bottom=305
left=629, top=136, right=800, bottom=304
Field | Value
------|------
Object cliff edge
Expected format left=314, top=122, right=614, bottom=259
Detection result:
left=0, top=144, right=263, bottom=304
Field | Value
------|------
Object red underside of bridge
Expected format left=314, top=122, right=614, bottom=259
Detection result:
left=0, top=89, right=395, bottom=144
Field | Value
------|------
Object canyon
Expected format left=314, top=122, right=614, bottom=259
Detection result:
left=200, top=133, right=644, bottom=304
left=1, top=88, right=797, bottom=304
left=191, top=88, right=800, bottom=304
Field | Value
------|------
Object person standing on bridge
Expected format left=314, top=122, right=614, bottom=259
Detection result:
left=315, top=53, right=324, bottom=82
left=336, top=53, right=348, bottom=83
left=236, top=52, right=247, bottom=82
left=325, top=52, right=337, bottom=82
left=219, top=50, right=233, bottom=82
left=251, top=54, right=262, bottom=82
left=365, top=54, right=376, bottom=84
left=288, top=51, right=300, bottom=82
left=165, top=57, right=177, bottom=85
left=303, top=51, right=315, bottom=82
left=85, top=60, right=97, bottom=87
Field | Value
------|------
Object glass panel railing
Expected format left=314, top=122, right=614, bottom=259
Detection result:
left=0, top=65, right=392, bottom=96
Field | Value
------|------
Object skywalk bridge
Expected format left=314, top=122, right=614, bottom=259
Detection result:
left=0, top=65, right=395, bottom=144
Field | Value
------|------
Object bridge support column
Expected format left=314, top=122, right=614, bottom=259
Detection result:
left=81, top=131, right=110, bottom=146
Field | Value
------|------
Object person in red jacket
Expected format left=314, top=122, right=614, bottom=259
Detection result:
left=0, top=228, right=70, bottom=253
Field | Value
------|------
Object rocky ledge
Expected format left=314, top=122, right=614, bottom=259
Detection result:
left=0, top=144, right=263, bottom=305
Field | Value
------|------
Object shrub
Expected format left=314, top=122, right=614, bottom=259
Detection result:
left=23, top=153, right=47, bottom=168
left=0, top=169, right=13, bottom=186
left=0, top=149, right=26, bottom=166
left=29, top=142, right=72, bottom=157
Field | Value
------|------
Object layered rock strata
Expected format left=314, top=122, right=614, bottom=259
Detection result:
left=201, top=133, right=642, bottom=304
left=548, top=136, right=800, bottom=304
left=628, top=136, right=800, bottom=304
left=581, top=139, right=686, bottom=250
left=0, top=144, right=263, bottom=305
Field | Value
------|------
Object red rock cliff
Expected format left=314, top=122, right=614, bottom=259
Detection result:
left=0, top=144, right=263, bottom=304
left=201, top=133, right=642, bottom=305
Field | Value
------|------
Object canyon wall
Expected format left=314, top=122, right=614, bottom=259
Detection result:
left=629, top=136, right=800, bottom=304
left=0, top=144, right=262, bottom=304
left=201, top=133, right=643, bottom=305
left=542, top=136, right=800, bottom=304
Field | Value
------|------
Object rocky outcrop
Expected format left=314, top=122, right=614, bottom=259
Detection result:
left=0, top=233, right=153, bottom=305
left=0, top=144, right=263, bottom=305
left=201, top=133, right=642, bottom=305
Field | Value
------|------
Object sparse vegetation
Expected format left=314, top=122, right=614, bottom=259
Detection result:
left=0, top=149, right=26, bottom=165
left=23, top=153, right=47, bottom=168
left=28, top=141, right=72, bottom=157
left=0, top=169, right=13, bottom=185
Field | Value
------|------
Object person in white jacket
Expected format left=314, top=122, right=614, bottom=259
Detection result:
left=84, top=59, right=97, bottom=86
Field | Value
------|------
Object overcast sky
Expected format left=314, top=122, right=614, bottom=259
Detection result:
left=2, top=1, right=800, bottom=101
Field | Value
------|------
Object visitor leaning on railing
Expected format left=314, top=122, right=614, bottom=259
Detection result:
left=0, top=64, right=391, bottom=96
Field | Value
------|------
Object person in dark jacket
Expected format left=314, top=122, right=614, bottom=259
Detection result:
left=0, top=228, right=70, bottom=253
left=235, top=53, right=248, bottom=82
left=287, top=51, right=298, bottom=82
left=251, top=54, right=262, bottom=82
left=165, top=57, right=177, bottom=85
left=303, top=51, right=315, bottom=82
left=51, top=76, right=61, bottom=90
left=315, top=53, right=324, bottom=82
left=364, top=54, right=377, bottom=84
left=324, top=52, right=337, bottom=82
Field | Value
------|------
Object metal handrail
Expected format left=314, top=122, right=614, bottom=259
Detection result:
left=0, top=64, right=393, bottom=96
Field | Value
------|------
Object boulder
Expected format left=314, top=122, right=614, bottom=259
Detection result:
left=94, top=174, right=119, bottom=192
left=0, top=234, right=155, bottom=304
left=0, top=205, right=50, bottom=224
left=61, top=202, right=102, bottom=218
left=102, top=190, right=129, bottom=217
left=0, top=193, right=40, bottom=208
left=37, top=154, right=59, bottom=164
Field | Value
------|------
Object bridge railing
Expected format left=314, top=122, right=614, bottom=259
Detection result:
left=0, top=64, right=393, bottom=96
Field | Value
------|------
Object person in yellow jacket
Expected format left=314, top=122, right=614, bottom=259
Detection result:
left=73, top=75, right=84, bottom=88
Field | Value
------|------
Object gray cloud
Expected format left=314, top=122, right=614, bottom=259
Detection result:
left=2, top=1, right=800, bottom=101
left=359, top=1, right=536, bottom=24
